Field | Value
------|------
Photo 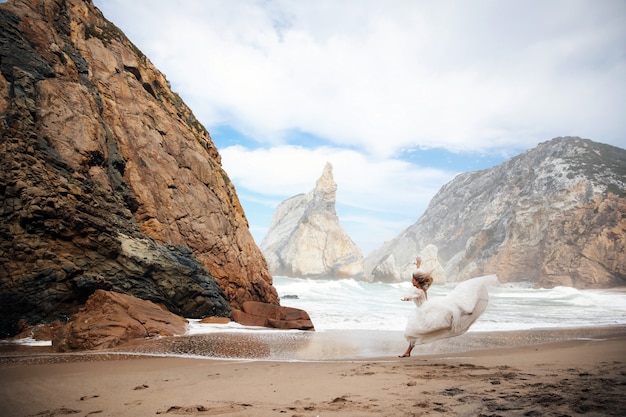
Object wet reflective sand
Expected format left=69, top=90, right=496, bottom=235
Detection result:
left=2, top=326, right=624, bottom=365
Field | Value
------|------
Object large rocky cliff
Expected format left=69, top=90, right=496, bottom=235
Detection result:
left=0, top=0, right=277, bottom=336
left=261, top=162, right=364, bottom=279
left=364, top=137, right=626, bottom=289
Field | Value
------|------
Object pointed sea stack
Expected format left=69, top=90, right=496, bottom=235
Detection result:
left=261, top=162, right=364, bottom=279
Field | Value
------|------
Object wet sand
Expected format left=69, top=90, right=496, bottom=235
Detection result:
left=1, top=326, right=625, bottom=416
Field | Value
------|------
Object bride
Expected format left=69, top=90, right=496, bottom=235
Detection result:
left=399, top=257, right=498, bottom=357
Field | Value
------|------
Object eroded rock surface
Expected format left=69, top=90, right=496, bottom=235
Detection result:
left=365, top=137, right=626, bottom=288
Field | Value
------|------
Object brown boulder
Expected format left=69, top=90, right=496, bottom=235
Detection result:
left=53, top=290, right=187, bottom=351
left=231, top=301, right=315, bottom=331
left=199, top=316, right=231, bottom=324
left=13, top=320, right=64, bottom=342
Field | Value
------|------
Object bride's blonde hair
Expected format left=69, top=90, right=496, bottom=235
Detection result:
left=412, top=271, right=433, bottom=290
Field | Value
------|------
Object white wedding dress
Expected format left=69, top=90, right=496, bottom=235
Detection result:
left=404, top=275, right=498, bottom=345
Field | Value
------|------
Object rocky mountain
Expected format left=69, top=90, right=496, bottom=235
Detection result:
left=261, top=162, right=364, bottom=279
left=364, top=137, right=626, bottom=289
left=0, top=0, right=277, bottom=337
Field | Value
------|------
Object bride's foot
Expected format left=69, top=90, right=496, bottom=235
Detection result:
left=400, top=343, right=414, bottom=358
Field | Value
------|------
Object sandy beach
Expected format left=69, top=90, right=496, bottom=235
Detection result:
left=1, top=327, right=625, bottom=417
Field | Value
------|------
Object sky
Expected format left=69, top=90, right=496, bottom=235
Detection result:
left=93, top=0, right=625, bottom=255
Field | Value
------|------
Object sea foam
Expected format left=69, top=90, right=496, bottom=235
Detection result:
left=272, top=276, right=626, bottom=332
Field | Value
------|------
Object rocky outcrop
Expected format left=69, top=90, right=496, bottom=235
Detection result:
left=53, top=290, right=188, bottom=351
left=231, top=301, right=314, bottom=330
left=370, top=243, right=445, bottom=284
left=0, top=0, right=277, bottom=337
left=364, top=137, right=626, bottom=289
left=261, top=162, right=364, bottom=279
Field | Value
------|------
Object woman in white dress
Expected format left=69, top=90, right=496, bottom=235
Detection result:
left=399, top=257, right=433, bottom=357
left=399, top=257, right=497, bottom=357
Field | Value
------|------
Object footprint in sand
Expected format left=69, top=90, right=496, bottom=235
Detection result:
left=157, top=403, right=253, bottom=415
left=27, top=407, right=81, bottom=416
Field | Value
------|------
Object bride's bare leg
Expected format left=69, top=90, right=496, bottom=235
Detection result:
left=399, top=342, right=414, bottom=358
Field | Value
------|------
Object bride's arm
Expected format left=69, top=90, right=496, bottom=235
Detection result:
left=402, top=287, right=426, bottom=301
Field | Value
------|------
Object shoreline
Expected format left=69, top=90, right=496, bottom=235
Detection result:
left=1, top=326, right=624, bottom=416
left=2, top=324, right=625, bottom=363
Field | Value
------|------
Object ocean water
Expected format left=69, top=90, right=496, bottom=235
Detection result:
left=269, top=276, right=626, bottom=332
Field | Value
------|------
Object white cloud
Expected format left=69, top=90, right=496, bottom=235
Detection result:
left=221, top=145, right=452, bottom=210
left=96, top=0, right=626, bottom=155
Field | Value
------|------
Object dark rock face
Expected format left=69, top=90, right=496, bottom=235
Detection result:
left=0, top=0, right=277, bottom=337
left=0, top=119, right=232, bottom=335
left=53, top=290, right=188, bottom=351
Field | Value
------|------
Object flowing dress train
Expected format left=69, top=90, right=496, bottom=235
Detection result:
left=404, top=275, right=498, bottom=346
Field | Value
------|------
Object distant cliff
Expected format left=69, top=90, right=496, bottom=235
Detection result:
left=261, top=163, right=364, bottom=279
left=364, top=137, right=626, bottom=289
left=0, top=0, right=277, bottom=336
